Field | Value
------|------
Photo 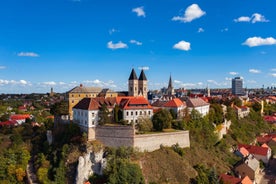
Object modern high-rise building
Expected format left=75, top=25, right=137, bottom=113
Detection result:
left=232, top=77, right=243, bottom=95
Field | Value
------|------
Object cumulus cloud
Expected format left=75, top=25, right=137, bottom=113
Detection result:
left=271, top=73, right=276, bottom=77
left=172, top=4, right=206, bottom=23
left=130, top=40, right=142, bottom=46
left=17, top=52, right=39, bottom=57
left=138, top=66, right=149, bottom=70
left=42, top=81, right=57, bottom=86
left=234, top=16, right=251, bottom=22
left=0, top=66, right=6, bottom=69
left=0, top=79, right=30, bottom=86
left=174, top=80, right=182, bottom=84
left=109, top=28, right=119, bottom=35
left=225, top=77, right=232, bottom=81
left=83, top=79, right=117, bottom=88
left=249, top=69, right=261, bottom=74
left=243, top=37, right=276, bottom=47
left=132, top=7, right=145, bottom=17
left=173, top=40, right=191, bottom=51
left=107, top=41, right=128, bottom=50
left=229, top=72, right=238, bottom=75
left=234, top=13, right=269, bottom=23
left=221, top=28, right=228, bottom=32
left=198, top=27, right=204, bottom=33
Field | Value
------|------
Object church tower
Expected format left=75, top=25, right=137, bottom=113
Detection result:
left=128, top=68, right=138, bottom=97
left=167, top=75, right=175, bottom=96
left=138, top=69, right=148, bottom=99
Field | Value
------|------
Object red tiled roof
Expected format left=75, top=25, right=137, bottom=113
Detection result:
left=0, top=120, right=17, bottom=126
left=263, top=115, right=276, bottom=123
left=10, top=114, right=30, bottom=120
left=238, top=144, right=269, bottom=156
left=219, top=174, right=241, bottom=184
left=73, top=97, right=116, bottom=110
left=119, top=96, right=152, bottom=110
left=163, top=98, right=185, bottom=108
left=186, top=97, right=209, bottom=108
left=241, top=176, right=253, bottom=184
left=256, top=135, right=272, bottom=144
left=239, top=147, right=250, bottom=157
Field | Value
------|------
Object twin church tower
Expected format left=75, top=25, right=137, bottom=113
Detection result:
left=128, top=68, right=175, bottom=99
left=128, top=68, right=148, bottom=99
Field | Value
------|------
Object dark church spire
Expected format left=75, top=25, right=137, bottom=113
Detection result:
left=168, top=75, right=173, bottom=88
left=139, top=69, right=147, bottom=81
left=128, top=68, right=138, bottom=80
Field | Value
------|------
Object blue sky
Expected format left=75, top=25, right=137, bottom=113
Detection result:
left=0, top=0, right=276, bottom=93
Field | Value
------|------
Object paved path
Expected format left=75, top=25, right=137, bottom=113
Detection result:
left=26, top=157, right=39, bottom=184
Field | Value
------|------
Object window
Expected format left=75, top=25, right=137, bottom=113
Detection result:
left=135, top=87, right=137, bottom=91
left=79, top=94, right=81, bottom=97
left=126, top=111, right=129, bottom=116
left=140, top=111, right=142, bottom=115
left=72, top=100, right=74, bottom=103
left=148, top=111, right=151, bottom=115
left=92, top=121, right=95, bottom=125
left=130, top=87, right=133, bottom=92
left=144, top=111, right=146, bottom=115
left=71, top=94, right=74, bottom=97
left=92, top=112, right=95, bottom=117
left=131, top=111, right=133, bottom=115
left=135, top=111, right=138, bottom=115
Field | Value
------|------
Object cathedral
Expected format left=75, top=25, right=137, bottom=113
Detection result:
left=128, top=68, right=148, bottom=99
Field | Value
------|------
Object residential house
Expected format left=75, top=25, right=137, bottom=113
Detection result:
left=238, top=144, right=271, bottom=164
left=10, top=114, right=32, bottom=125
left=162, top=98, right=186, bottom=118
left=186, top=97, right=210, bottom=116
left=234, top=154, right=260, bottom=182
left=233, top=105, right=250, bottom=119
left=219, top=174, right=252, bottom=184
left=263, top=115, right=276, bottom=124
left=117, top=96, right=153, bottom=124
left=151, top=98, right=186, bottom=118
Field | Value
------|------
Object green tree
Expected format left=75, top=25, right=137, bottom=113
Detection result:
left=252, top=102, right=262, bottom=112
left=152, top=109, right=172, bottom=131
left=50, top=101, right=68, bottom=116
left=98, top=104, right=111, bottom=125
left=136, top=117, right=153, bottom=133
left=209, top=104, right=224, bottom=125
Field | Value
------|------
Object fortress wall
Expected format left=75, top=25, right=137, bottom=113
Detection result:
left=134, top=131, right=190, bottom=152
left=95, top=126, right=135, bottom=147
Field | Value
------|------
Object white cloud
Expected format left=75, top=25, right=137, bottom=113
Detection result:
left=174, top=80, right=182, bottom=84
left=225, top=77, right=232, bottom=81
left=107, top=41, right=128, bottom=50
left=252, top=13, right=269, bottom=23
left=234, top=13, right=269, bottom=23
left=249, top=69, right=261, bottom=74
left=243, top=37, right=276, bottom=47
left=17, top=52, right=39, bottom=57
left=198, top=27, right=204, bottom=33
left=234, top=16, right=251, bottom=22
left=0, top=79, right=30, bottom=86
left=172, top=4, right=206, bottom=23
left=221, top=28, right=228, bottom=32
left=0, top=66, right=6, bottom=69
left=173, top=40, right=191, bottom=51
left=42, top=81, right=57, bottom=86
left=130, top=40, right=142, bottom=46
left=271, top=73, right=276, bottom=77
left=109, top=28, right=119, bottom=35
left=132, top=7, right=145, bottom=17
left=138, top=66, right=149, bottom=70
left=247, top=80, right=257, bottom=84
left=271, top=68, right=276, bottom=72
left=229, top=72, right=238, bottom=75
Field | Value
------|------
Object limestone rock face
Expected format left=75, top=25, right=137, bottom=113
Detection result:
left=75, top=149, right=105, bottom=184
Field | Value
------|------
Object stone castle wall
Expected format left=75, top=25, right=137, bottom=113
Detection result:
left=134, top=131, right=190, bottom=152
left=95, top=125, right=190, bottom=151
left=95, top=126, right=135, bottom=147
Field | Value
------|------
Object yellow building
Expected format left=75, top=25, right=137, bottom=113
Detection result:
left=68, top=84, right=118, bottom=119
